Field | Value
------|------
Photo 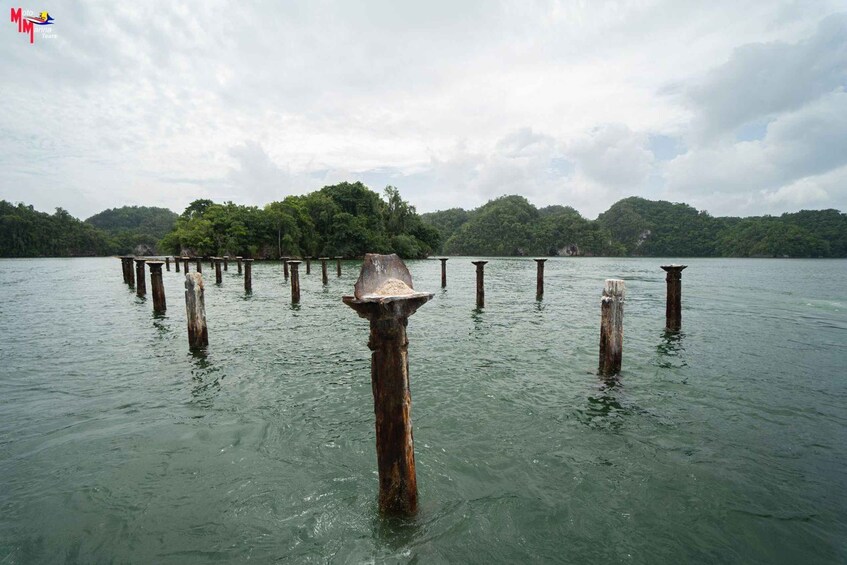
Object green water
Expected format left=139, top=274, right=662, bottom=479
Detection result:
left=1, top=257, right=845, bottom=564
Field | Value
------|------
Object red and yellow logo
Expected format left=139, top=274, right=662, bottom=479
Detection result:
left=10, top=8, right=54, bottom=44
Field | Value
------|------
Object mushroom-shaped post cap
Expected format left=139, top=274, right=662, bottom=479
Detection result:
left=319, top=257, right=329, bottom=260
left=660, top=264, right=688, bottom=272
left=242, top=258, right=254, bottom=262
left=438, top=257, right=448, bottom=261
left=345, top=253, right=433, bottom=304
left=334, top=256, right=343, bottom=259
left=472, top=261, right=488, bottom=266
left=145, top=260, right=165, bottom=266
left=286, top=260, right=302, bottom=265
left=534, top=258, right=547, bottom=262
left=236, top=256, right=243, bottom=259
left=134, top=258, right=147, bottom=264
left=223, top=255, right=230, bottom=259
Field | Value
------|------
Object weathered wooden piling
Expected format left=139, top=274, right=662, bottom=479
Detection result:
left=184, top=272, right=208, bottom=349
left=661, top=265, right=687, bottom=331
left=320, top=257, right=329, bottom=285
left=120, top=256, right=132, bottom=284
left=288, top=260, right=302, bottom=303
left=223, top=256, right=229, bottom=271
left=599, top=279, right=625, bottom=377
left=282, top=257, right=290, bottom=280
left=472, top=261, right=488, bottom=308
left=174, top=256, right=181, bottom=273
left=243, top=259, right=253, bottom=292
left=195, top=258, right=202, bottom=273
left=439, top=258, right=448, bottom=288
left=214, top=257, right=223, bottom=284
left=165, top=256, right=170, bottom=271
left=343, top=253, right=433, bottom=516
left=236, top=256, right=243, bottom=275
left=209, top=257, right=215, bottom=270
left=181, top=257, right=189, bottom=273
left=534, top=258, right=547, bottom=300
left=135, top=259, right=147, bottom=297
left=305, top=257, right=312, bottom=274
left=147, top=261, right=166, bottom=312
left=335, top=256, right=343, bottom=277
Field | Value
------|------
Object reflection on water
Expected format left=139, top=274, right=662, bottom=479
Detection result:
left=189, top=350, right=221, bottom=407
left=656, top=330, right=687, bottom=368
left=577, top=381, right=628, bottom=432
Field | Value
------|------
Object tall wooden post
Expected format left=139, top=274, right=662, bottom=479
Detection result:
left=335, top=256, right=343, bottom=277
left=661, top=265, right=687, bottom=332
left=472, top=261, right=487, bottom=308
left=534, top=259, right=547, bottom=300
left=305, top=257, right=312, bottom=274
left=223, top=256, right=229, bottom=271
left=288, top=260, right=302, bottom=303
left=182, top=257, right=190, bottom=273
left=165, top=256, right=170, bottom=271
left=282, top=257, right=290, bottom=280
left=184, top=272, right=208, bottom=349
left=236, top=256, right=243, bottom=275
left=439, top=258, right=448, bottom=288
left=135, top=259, right=147, bottom=297
left=147, top=261, right=166, bottom=312
left=320, top=257, right=329, bottom=285
left=599, top=279, right=625, bottom=377
left=119, top=256, right=131, bottom=284
left=209, top=257, right=215, bottom=270
left=195, top=258, right=202, bottom=273
left=243, top=259, right=253, bottom=292
left=214, top=257, right=223, bottom=284
left=174, top=256, right=181, bottom=273
left=343, top=253, right=433, bottom=516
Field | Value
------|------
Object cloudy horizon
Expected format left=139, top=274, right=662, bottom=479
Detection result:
left=2, top=1, right=846, bottom=220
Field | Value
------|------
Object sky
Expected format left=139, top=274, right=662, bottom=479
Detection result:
left=2, top=1, right=846, bottom=220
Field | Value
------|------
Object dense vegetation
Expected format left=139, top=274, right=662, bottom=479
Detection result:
left=85, top=206, right=178, bottom=255
left=423, top=196, right=847, bottom=258
left=0, top=201, right=113, bottom=257
left=159, top=183, right=441, bottom=259
left=2, top=189, right=844, bottom=258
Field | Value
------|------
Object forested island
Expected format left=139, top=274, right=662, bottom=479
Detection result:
left=1, top=183, right=845, bottom=258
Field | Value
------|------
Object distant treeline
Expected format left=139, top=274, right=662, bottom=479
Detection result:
left=2, top=188, right=845, bottom=258
left=422, top=195, right=847, bottom=258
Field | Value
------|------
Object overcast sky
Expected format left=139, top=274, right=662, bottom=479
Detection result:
left=2, top=1, right=846, bottom=219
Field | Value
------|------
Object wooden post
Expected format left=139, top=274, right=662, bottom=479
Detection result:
left=214, top=257, right=223, bottom=284
left=236, top=256, right=243, bottom=275
left=288, top=260, right=302, bottom=303
left=182, top=257, right=190, bottom=273
left=599, top=279, right=625, bottom=377
left=534, top=258, right=547, bottom=300
left=661, top=265, right=687, bottom=332
left=282, top=257, right=290, bottom=280
left=184, top=272, right=208, bottom=349
left=335, top=256, right=343, bottom=277
left=147, top=261, right=166, bottom=312
left=305, top=257, right=312, bottom=274
left=174, top=256, right=181, bottom=273
left=165, top=256, right=170, bottom=271
left=209, top=257, right=215, bottom=270
left=119, top=256, right=131, bottom=284
left=320, top=257, right=329, bottom=285
left=134, top=259, right=147, bottom=297
left=439, top=258, right=448, bottom=288
left=243, top=259, right=253, bottom=292
left=223, top=256, right=229, bottom=271
left=472, top=261, right=487, bottom=308
left=343, top=253, right=433, bottom=516
left=195, top=258, right=202, bottom=273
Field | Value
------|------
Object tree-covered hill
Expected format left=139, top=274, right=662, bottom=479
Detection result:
left=0, top=201, right=113, bottom=257
left=85, top=206, right=178, bottom=255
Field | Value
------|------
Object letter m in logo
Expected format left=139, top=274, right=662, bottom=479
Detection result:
left=10, top=8, right=34, bottom=43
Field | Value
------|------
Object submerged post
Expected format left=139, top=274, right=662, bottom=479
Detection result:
left=165, top=256, right=170, bottom=271
left=661, top=265, right=687, bottom=332
left=335, top=256, right=342, bottom=277
left=288, top=260, right=302, bottom=303
left=147, top=261, right=166, bottom=313
left=472, top=261, right=488, bottom=308
left=223, top=256, right=229, bottom=272
left=534, top=259, right=547, bottom=300
left=135, top=259, right=147, bottom=297
left=195, top=258, right=202, bottom=273
left=439, top=258, right=448, bottom=288
left=599, top=279, right=625, bottom=377
left=282, top=257, right=290, bottom=280
left=184, top=272, right=208, bottom=349
left=174, top=256, right=181, bottom=273
left=320, top=257, right=329, bottom=285
left=236, top=256, right=243, bottom=275
left=214, top=257, right=223, bottom=284
left=343, top=253, right=433, bottom=516
left=243, top=259, right=253, bottom=292
left=305, top=257, right=312, bottom=274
